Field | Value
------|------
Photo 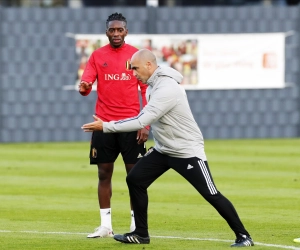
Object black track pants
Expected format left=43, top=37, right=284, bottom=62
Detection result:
left=126, top=149, right=250, bottom=237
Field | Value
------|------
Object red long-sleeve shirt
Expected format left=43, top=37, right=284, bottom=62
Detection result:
left=81, top=43, right=148, bottom=122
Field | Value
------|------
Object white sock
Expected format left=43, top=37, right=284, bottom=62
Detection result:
left=130, top=210, right=135, bottom=231
left=100, top=208, right=112, bottom=230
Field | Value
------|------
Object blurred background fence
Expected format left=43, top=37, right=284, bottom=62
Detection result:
left=0, top=1, right=299, bottom=142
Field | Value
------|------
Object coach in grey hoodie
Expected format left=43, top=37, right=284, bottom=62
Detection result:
left=104, top=64, right=206, bottom=160
left=82, top=49, right=254, bottom=248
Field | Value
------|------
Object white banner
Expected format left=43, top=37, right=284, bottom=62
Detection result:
left=65, top=33, right=285, bottom=90
left=198, top=33, right=285, bottom=89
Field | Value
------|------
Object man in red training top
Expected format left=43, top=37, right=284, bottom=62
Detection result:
left=79, top=12, right=149, bottom=238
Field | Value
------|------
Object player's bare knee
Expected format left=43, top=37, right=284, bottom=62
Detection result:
left=98, top=168, right=113, bottom=181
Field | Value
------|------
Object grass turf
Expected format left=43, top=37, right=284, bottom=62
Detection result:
left=0, top=139, right=299, bottom=250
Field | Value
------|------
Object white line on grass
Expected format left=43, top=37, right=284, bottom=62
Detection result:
left=0, top=230, right=299, bottom=250
left=154, top=236, right=300, bottom=249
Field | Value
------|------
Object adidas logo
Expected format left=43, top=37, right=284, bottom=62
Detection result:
left=144, top=147, right=154, bottom=157
left=137, top=153, right=143, bottom=158
left=187, top=164, right=194, bottom=169
left=126, top=235, right=141, bottom=243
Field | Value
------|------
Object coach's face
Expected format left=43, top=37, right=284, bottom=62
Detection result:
left=130, top=56, right=151, bottom=84
left=106, top=20, right=128, bottom=48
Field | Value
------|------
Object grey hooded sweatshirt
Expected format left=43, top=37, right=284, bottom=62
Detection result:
left=103, top=66, right=207, bottom=160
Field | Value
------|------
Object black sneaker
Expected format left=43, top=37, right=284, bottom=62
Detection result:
left=231, top=234, right=254, bottom=247
left=113, top=232, right=150, bottom=244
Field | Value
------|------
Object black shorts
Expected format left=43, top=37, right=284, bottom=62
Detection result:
left=89, top=130, right=146, bottom=164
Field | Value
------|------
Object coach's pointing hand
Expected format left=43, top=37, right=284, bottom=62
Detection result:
left=82, top=115, right=103, bottom=132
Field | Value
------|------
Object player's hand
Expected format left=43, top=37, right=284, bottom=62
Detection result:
left=81, top=115, right=103, bottom=132
left=78, top=81, right=92, bottom=93
left=137, top=128, right=149, bottom=144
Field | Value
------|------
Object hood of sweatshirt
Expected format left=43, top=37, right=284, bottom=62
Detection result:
left=147, top=66, right=183, bottom=87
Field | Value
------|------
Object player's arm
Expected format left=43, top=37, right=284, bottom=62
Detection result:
left=136, top=128, right=149, bottom=144
left=137, top=80, right=150, bottom=143
left=79, top=81, right=93, bottom=96
left=138, top=80, right=148, bottom=110
left=79, top=53, right=97, bottom=96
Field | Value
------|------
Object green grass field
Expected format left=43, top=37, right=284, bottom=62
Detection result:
left=0, top=139, right=299, bottom=250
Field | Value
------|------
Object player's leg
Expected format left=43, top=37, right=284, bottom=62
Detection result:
left=125, top=163, right=136, bottom=232
left=114, top=148, right=168, bottom=244
left=170, top=157, right=254, bottom=247
left=119, top=131, right=147, bottom=232
left=97, top=162, right=114, bottom=227
left=87, top=131, right=119, bottom=238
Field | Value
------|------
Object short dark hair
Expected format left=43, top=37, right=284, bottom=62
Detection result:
left=106, top=12, right=127, bottom=28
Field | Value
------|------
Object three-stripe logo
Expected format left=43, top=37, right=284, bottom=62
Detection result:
left=126, top=235, right=141, bottom=243
left=198, top=159, right=218, bottom=195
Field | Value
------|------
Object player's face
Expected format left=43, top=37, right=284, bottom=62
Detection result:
left=106, top=20, right=128, bottom=48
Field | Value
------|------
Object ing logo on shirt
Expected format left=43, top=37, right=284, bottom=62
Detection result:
left=104, top=73, right=131, bottom=81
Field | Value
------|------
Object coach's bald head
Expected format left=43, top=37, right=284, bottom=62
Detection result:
left=130, top=49, right=158, bottom=84
left=132, top=49, right=157, bottom=65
